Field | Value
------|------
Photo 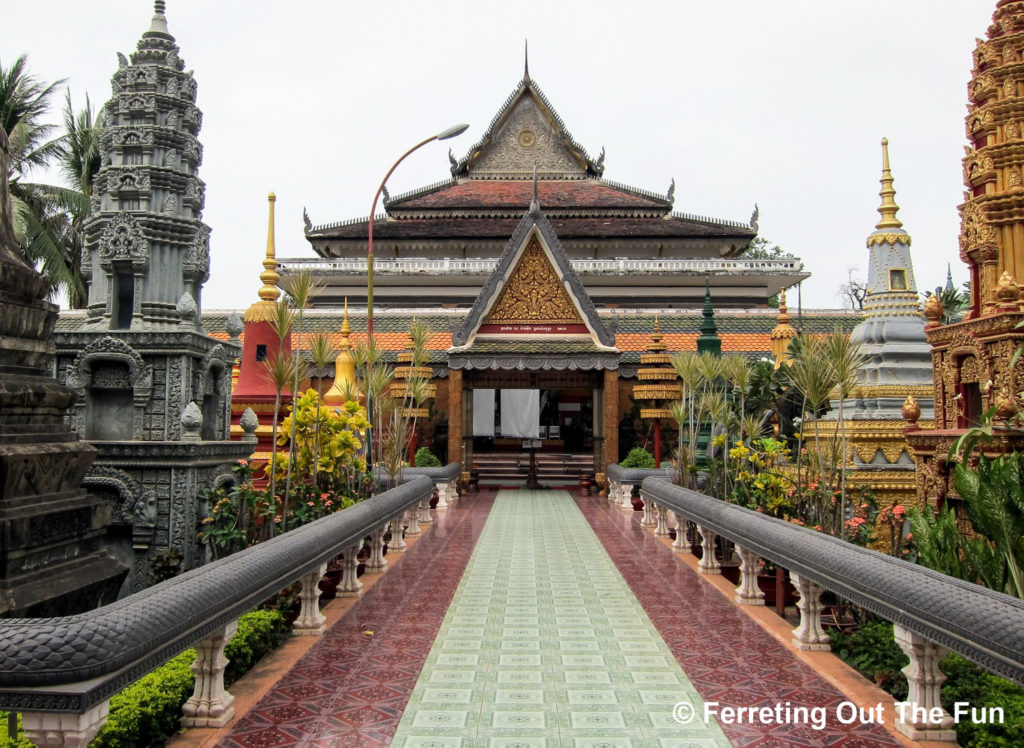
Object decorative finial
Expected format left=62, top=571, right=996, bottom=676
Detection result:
left=524, top=40, right=530, bottom=82
left=876, top=137, right=903, bottom=230
left=923, top=292, right=943, bottom=325
left=340, top=298, right=351, bottom=348
left=382, top=185, right=390, bottom=204
left=595, top=146, right=606, bottom=174
left=448, top=148, right=457, bottom=168
left=944, top=264, right=956, bottom=294
left=902, top=394, right=921, bottom=424
left=667, top=178, right=675, bottom=204
left=257, top=192, right=280, bottom=303
left=303, top=207, right=312, bottom=234
left=148, top=0, right=171, bottom=36
left=750, top=203, right=759, bottom=229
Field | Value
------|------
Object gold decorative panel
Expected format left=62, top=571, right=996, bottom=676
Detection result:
left=484, top=237, right=583, bottom=325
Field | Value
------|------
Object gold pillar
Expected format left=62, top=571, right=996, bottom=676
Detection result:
left=603, top=369, right=619, bottom=477
left=448, top=368, right=464, bottom=481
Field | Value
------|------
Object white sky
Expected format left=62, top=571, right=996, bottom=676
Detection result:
left=3, top=0, right=995, bottom=311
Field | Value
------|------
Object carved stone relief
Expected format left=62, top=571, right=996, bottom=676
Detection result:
left=484, top=237, right=583, bottom=325
left=470, top=96, right=583, bottom=175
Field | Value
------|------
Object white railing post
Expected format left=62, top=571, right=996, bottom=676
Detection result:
left=22, top=703, right=110, bottom=748
left=366, top=525, right=388, bottom=573
left=697, top=525, right=720, bottom=574
left=435, top=481, right=450, bottom=509
left=388, top=513, right=407, bottom=551
left=892, top=624, right=956, bottom=742
left=404, top=507, right=421, bottom=536
left=418, top=498, right=433, bottom=524
left=672, top=512, right=689, bottom=550
left=337, top=543, right=363, bottom=597
left=293, top=562, right=328, bottom=636
left=181, top=619, right=238, bottom=728
left=734, top=545, right=765, bottom=606
left=641, top=496, right=656, bottom=526
left=790, top=572, right=830, bottom=651
left=655, top=503, right=670, bottom=536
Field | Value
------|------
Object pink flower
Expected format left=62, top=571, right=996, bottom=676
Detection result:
left=236, top=459, right=249, bottom=466
left=307, top=501, right=315, bottom=507
left=321, top=493, right=330, bottom=500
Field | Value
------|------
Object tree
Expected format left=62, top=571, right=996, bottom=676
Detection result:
left=2, top=54, right=101, bottom=307
left=739, top=236, right=794, bottom=260
left=838, top=266, right=867, bottom=310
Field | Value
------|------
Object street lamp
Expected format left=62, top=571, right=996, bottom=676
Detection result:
left=365, top=123, right=469, bottom=471
left=366, top=122, right=469, bottom=339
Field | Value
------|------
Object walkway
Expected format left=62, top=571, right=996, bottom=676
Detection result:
left=208, top=490, right=902, bottom=747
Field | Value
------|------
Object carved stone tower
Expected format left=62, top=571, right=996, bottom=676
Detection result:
left=905, top=0, right=1024, bottom=509
left=54, top=2, right=250, bottom=593
left=820, top=140, right=934, bottom=519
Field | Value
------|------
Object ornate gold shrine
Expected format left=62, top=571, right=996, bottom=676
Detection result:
left=483, top=237, right=583, bottom=326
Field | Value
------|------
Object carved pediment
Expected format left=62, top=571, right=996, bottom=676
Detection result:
left=484, top=237, right=583, bottom=325
left=470, top=95, right=585, bottom=176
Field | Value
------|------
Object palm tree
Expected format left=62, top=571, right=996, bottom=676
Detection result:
left=2, top=55, right=101, bottom=306
left=279, top=270, right=322, bottom=511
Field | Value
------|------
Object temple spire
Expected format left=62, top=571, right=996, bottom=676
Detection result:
left=697, top=279, right=722, bottom=355
left=523, top=40, right=530, bottom=82
left=876, top=137, right=903, bottom=230
left=146, top=1, right=171, bottom=38
left=245, top=193, right=282, bottom=323
left=770, top=289, right=797, bottom=368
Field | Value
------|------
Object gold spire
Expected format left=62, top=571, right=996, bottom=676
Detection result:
left=876, top=138, right=904, bottom=230
left=244, top=193, right=282, bottom=322
left=324, top=298, right=356, bottom=406
left=771, top=289, right=798, bottom=368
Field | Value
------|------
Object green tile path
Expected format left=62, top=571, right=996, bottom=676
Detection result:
left=391, top=489, right=731, bottom=747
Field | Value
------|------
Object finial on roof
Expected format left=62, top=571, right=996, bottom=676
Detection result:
left=876, top=137, right=903, bottom=230
left=340, top=298, right=351, bottom=348
left=148, top=0, right=171, bottom=36
left=944, top=264, right=956, bottom=294
left=257, top=192, right=280, bottom=303
left=667, top=178, right=675, bottom=204
left=448, top=148, right=457, bottom=168
left=750, top=203, right=759, bottom=229
left=524, top=39, right=530, bottom=82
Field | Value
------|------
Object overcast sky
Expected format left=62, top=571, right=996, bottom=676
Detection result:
left=4, top=0, right=996, bottom=311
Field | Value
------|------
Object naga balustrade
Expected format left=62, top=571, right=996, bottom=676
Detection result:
left=0, top=465, right=459, bottom=747
left=639, top=476, right=1024, bottom=742
left=606, top=463, right=676, bottom=519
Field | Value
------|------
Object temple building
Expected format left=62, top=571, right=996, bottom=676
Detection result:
left=818, top=139, right=934, bottom=517
left=906, top=0, right=1024, bottom=510
left=290, top=65, right=807, bottom=310
left=52, top=3, right=250, bottom=592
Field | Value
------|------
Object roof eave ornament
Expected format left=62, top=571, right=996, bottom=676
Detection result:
left=666, top=178, right=675, bottom=204
left=750, top=203, right=759, bottom=230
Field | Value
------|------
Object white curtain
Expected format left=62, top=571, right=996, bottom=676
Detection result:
left=501, top=389, right=540, bottom=438
left=472, top=389, right=495, bottom=436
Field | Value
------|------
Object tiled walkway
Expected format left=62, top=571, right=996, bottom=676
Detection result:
left=390, top=489, right=730, bottom=747
left=212, top=489, right=902, bottom=746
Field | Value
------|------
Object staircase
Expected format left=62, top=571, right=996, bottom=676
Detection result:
left=470, top=452, right=594, bottom=488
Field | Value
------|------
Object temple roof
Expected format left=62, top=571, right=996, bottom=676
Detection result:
left=309, top=215, right=754, bottom=243
left=384, top=179, right=670, bottom=212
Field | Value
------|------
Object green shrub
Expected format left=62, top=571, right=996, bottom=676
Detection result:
left=621, top=446, right=656, bottom=469
left=224, top=608, right=292, bottom=684
left=0, top=714, right=34, bottom=747
left=413, top=447, right=442, bottom=468
left=828, top=620, right=908, bottom=700
left=941, top=655, right=1024, bottom=747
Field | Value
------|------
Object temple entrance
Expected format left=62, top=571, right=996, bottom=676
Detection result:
left=451, top=368, right=614, bottom=489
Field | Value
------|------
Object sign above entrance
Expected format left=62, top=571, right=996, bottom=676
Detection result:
left=477, top=323, right=590, bottom=335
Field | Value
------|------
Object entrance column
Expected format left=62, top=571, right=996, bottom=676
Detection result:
left=448, top=369, right=467, bottom=484
left=602, top=369, right=619, bottom=485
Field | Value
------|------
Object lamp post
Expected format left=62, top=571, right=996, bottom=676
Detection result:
left=367, top=123, right=469, bottom=339
left=365, top=123, right=469, bottom=470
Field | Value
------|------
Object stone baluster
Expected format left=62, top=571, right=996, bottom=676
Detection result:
left=641, top=496, right=656, bottom=526
left=448, top=480, right=459, bottom=505
left=696, top=525, right=720, bottom=574
left=389, top=513, right=407, bottom=551
left=181, top=619, right=238, bottom=728
left=293, top=562, right=328, bottom=636
left=22, top=703, right=110, bottom=748
left=620, top=483, right=633, bottom=509
left=734, top=545, right=764, bottom=606
left=404, top=507, right=421, bottom=536
left=654, top=503, right=670, bottom=536
left=435, top=481, right=450, bottom=509
left=418, top=498, right=433, bottom=524
left=790, top=572, right=830, bottom=650
left=672, top=512, right=688, bottom=550
left=892, top=624, right=956, bottom=742
left=365, top=525, right=388, bottom=573
left=337, top=543, right=363, bottom=597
